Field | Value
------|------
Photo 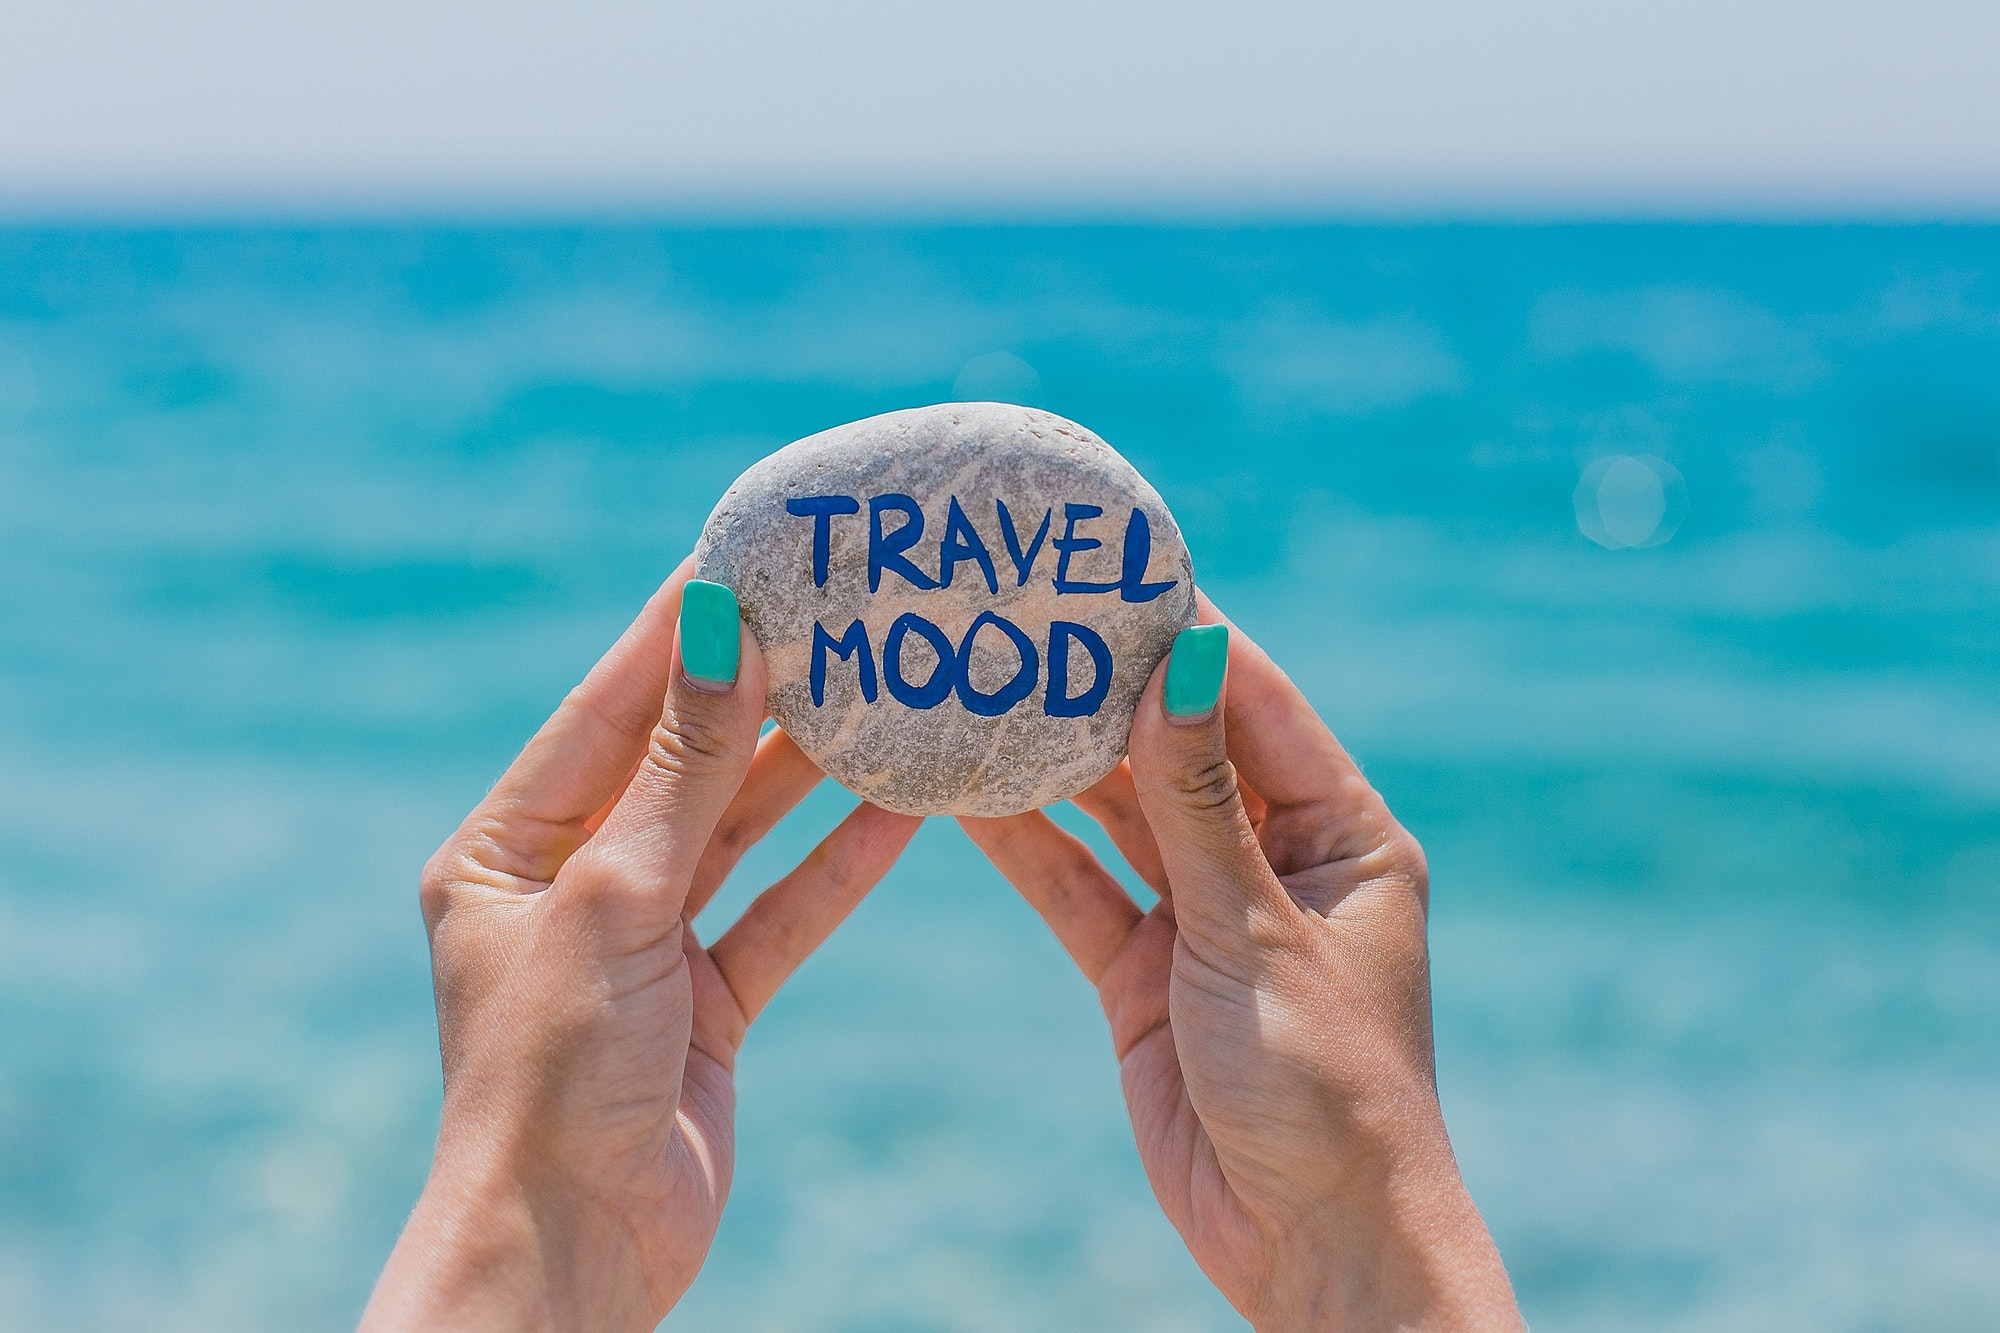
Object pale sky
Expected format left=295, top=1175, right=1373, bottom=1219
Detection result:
left=3, top=0, right=1997, bottom=215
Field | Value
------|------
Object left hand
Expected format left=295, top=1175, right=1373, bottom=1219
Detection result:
left=362, top=562, right=921, bottom=1331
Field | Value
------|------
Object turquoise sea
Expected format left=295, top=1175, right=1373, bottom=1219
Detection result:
left=1, top=225, right=1997, bottom=1331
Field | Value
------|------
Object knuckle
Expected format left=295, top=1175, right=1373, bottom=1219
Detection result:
left=1171, top=754, right=1242, bottom=816
left=708, top=809, right=755, bottom=862
left=1391, top=830, right=1430, bottom=905
left=646, top=703, right=743, bottom=778
left=1377, top=823, right=1429, bottom=894
left=803, top=839, right=851, bottom=890
left=556, top=852, right=649, bottom=918
left=418, top=847, right=468, bottom=927
left=1397, top=827, right=1429, bottom=881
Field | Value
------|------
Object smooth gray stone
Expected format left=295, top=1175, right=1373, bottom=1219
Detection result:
left=693, top=403, right=1196, bottom=816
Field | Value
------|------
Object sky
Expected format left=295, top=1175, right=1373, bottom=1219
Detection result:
left=2, top=0, right=1998, bottom=217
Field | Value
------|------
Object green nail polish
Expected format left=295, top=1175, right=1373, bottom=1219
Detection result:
left=680, top=580, right=740, bottom=686
left=1163, top=624, right=1227, bottom=718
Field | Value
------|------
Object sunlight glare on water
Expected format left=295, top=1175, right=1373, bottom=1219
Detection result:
left=1576, top=453, right=1686, bottom=549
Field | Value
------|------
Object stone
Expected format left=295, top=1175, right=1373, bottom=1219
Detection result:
left=692, top=402, right=1197, bottom=817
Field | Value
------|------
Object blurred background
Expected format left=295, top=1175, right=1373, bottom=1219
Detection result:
left=3, top=4, right=1998, bottom=1331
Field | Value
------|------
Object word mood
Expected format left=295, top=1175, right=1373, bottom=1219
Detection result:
left=785, top=492, right=1178, bottom=719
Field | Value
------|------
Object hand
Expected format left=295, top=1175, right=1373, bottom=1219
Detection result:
left=363, top=563, right=921, bottom=1331
left=960, top=597, right=1522, bottom=1331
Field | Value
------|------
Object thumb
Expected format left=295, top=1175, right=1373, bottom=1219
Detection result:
left=1127, top=623, right=1300, bottom=968
left=569, top=579, right=770, bottom=919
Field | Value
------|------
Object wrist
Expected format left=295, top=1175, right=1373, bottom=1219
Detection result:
left=362, top=1145, right=664, bottom=1333
left=1249, top=1116, right=1521, bottom=1331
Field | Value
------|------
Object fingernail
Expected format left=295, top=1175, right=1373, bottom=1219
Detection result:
left=1163, top=624, right=1227, bottom=720
left=679, top=580, right=740, bottom=690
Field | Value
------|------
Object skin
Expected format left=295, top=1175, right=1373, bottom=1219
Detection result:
left=960, top=594, right=1523, bottom=1331
left=365, top=566, right=1520, bottom=1331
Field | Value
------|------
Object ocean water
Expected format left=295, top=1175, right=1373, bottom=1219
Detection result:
left=1, top=224, right=1997, bottom=1331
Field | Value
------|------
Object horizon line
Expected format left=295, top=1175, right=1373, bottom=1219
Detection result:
left=5, top=189, right=2000, bottom=228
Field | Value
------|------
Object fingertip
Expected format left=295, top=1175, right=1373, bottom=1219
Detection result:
left=672, top=599, right=768, bottom=717
left=1129, top=632, right=1226, bottom=779
left=1162, top=623, right=1228, bottom=723
left=679, top=579, right=743, bottom=691
left=850, top=800, right=925, bottom=845
left=646, top=600, right=767, bottom=800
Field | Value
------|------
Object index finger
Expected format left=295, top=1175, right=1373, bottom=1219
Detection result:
left=685, top=726, right=824, bottom=918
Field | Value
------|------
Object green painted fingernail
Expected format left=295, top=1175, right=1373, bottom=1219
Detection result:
left=1163, top=624, right=1227, bottom=718
left=680, top=580, right=740, bottom=686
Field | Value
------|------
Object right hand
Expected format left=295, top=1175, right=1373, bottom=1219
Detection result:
left=961, top=598, right=1522, bottom=1331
